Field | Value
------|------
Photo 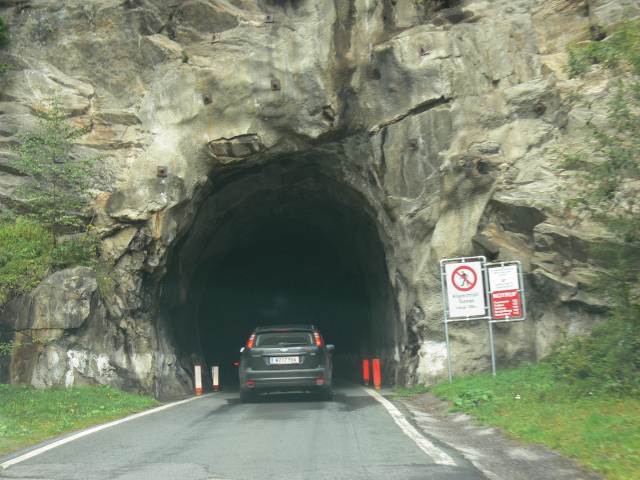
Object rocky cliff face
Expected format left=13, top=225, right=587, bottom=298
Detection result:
left=1, top=0, right=637, bottom=397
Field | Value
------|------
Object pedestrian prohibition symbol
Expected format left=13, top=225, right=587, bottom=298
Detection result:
left=451, top=265, right=477, bottom=291
left=443, top=261, right=485, bottom=318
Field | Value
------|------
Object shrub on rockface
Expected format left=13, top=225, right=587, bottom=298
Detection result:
left=0, top=93, right=107, bottom=312
left=9, top=93, right=100, bottom=238
left=550, top=18, right=640, bottom=395
left=0, top=15, right=9, bottom=47
left=0, top=217, right=97, bottom=309
left=0, top=15, right=11, bottom=73
left=0, top=218, right=54, bottom=307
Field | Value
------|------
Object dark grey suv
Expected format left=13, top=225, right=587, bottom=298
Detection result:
left=238, top=325, right=334, bottom=403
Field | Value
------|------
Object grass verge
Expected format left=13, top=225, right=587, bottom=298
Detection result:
left=432, top=362, right=640, bottom=480
left=393, top=384, right=431, bottom=399
left=0, top=384, right=161, bottom=457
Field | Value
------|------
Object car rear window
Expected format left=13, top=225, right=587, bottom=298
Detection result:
left=254, top=331, right=314, bottom=347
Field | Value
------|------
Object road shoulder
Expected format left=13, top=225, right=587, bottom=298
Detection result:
left=398, top=393, right=605, bottom=480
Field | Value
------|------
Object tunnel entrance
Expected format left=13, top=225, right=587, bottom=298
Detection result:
left=161, top=159, right=399, bottom=386
left=197, top=220, right=372, bottom=381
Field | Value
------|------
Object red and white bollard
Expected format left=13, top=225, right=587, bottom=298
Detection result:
left=194, top=365, right=202, bottom=395
left=212, top=366, right=219, bottom=392
left=373, top=359, right=381, bottom=389
left=363, top=359, right=370, bottom=386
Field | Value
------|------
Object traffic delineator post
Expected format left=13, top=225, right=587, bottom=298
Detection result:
left=194, top=365, right=202, bottom=395
left=363, top=359, right=370, bottom=385
left=373, top=359, right=381, bottom=389
left=212, top=365, right=219, bottom=392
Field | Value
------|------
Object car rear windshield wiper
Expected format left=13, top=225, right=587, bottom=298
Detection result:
left=279, top=342, right=309, bottom=346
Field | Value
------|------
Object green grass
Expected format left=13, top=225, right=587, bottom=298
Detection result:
left=432, top=362, right=640, bottom=480
left=0, top=384, right=161, bottom=456
left=393, top=384, right=431, bottom=399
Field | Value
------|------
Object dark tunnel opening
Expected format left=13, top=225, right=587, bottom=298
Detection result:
left=197, top=220, right=372, bottom=383
left=161, top=161, right=399, bottom=390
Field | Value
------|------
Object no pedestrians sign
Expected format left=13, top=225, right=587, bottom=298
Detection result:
left=444, top=261, right=486, bottom=318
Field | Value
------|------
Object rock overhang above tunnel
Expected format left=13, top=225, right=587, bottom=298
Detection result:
left=156, top=158, right=391, bottom=307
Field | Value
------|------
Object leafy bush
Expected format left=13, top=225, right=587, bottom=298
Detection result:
left=547, top=312, right=640, bottom=395
left=0, top=218, right=55, bottom=306
left=0, top=15, right=11, bottom=73
left=565, top=19, right=640, bottom=78
left=0, top=217, right=95, bottom=308
left=449, top=387, right=494, bottom=412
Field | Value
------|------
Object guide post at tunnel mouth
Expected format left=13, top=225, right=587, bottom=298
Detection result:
left=440, top=257, right=527, bottom=382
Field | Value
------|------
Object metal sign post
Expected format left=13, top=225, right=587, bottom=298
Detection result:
left=486, top=261, right=526, bottom=376
left=441, top=257, right=527, bottom=382
left=440, top=256, right=490, bottom=383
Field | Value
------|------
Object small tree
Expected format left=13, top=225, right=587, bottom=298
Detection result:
left=10, top=93, right=99, bottom=238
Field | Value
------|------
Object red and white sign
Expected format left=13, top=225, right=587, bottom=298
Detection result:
left=488, top=265, right=523, bottom=319
left=491, top=290, right=522, bottom=318
left=445, top=261, right=486, bottom=318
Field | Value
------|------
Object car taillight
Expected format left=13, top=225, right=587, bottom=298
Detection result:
left=313, top=330, right=323, bottom=347
left=247, top=381, right=255, bottom=387
left=247, top=333, right=255, bottom=348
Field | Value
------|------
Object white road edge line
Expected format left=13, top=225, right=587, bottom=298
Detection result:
left=361, top=387, right=456, bottom=466
left=0, top=394, right=211, bottom=471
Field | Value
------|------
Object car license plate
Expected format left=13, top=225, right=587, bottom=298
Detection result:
left=270, top=356, right=299, bottom=365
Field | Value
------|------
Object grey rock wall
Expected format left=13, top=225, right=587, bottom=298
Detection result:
left=1, top=0, right=637, bottom=396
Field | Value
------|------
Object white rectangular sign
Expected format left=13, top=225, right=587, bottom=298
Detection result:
left=488, top=264, right=519, bottom=292
left=444, top=261, right=486, bottom=318
left=488, top=264, right=523, bottom=319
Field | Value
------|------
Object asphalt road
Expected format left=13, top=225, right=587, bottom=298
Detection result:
left=0, top=381, right=485, bottom=480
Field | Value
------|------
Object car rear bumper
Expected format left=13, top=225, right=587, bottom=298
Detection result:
left=240, top=368, right=331, bottom=392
